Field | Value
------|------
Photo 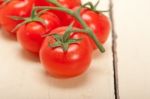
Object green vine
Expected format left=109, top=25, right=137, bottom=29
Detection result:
left=36, top=0, right=106, bottom=53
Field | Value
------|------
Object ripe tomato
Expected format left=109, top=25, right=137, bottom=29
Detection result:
left=74, top=8, right=110, bottom=49
left=34, top=0, right=81, bottom=26
left=17, top=12, right=61, bottom=54
left=40, top=27, right=92, bottom=77
left=0, top=0, right=34, bottom=36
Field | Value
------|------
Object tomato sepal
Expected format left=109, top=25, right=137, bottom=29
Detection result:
left=44, top=23, right=82, bottom=51
left=11, top=7, right=47, bottom=32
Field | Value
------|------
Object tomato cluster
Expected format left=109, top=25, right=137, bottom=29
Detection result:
left=0, top=0, right=110, bottom=78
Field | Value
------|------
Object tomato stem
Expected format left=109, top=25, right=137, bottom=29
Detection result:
left=62, top=22, right=74, bottom=42
left=82, top=2, right=95, bottom=10
left=11, top=7, right=46, bottom=32
left=36, top=0, right=105, bottom=53
left=81, top=1, right=110, bottom=13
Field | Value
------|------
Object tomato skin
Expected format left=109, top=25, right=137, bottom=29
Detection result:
left=1, top=0, right=34, bottom=36
left=0, top=0, right=3, bottom=5
left=34, top=0, right=81, bottom=8
left=40, top=27, right=92, bottom=77
left=17, top=12, right=61, bottom=53
left=34, top=0, right=53, bottom=6
left=0, top=8, right=2, bottom=25
left=57, top=0, right=81, bottom=9
left=34, top=0, right=81, bottom=26
left=0, top=0, right=4, bottom=25
left=74, top=8, right=111, bottom=49
left=50, top=10, right=73, bottom=26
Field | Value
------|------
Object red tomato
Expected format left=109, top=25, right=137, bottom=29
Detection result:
left=0, top=0, right=34, bottom=36
left=74, top=8, right=110, bottom=49
left=34, top=0, right=81, bottom=26
left=40, top=27, right=92, bottom=77
left=17, top=12, right=61, bottom=54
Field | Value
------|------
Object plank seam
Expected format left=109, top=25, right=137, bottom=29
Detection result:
left=109, top=0, right=120, bottom=99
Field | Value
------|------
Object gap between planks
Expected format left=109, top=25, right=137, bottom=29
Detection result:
left=109, top=0, right=120, bottom=99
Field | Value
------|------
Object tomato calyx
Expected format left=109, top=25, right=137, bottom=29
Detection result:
left=81, top=0, right=110, bottom=13
left=10, top=7, right=46, bottom=32
left=49, top=34, right=81, bottom=51
left=45, top=23, right=82, bottom=51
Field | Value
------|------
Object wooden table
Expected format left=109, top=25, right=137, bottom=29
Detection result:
left=0, top=0, right=150, bottom=99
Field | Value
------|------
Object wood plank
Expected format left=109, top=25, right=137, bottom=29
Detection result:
left=0, top=0, right=115, bottom=99
left=114, top=0, right=150, bottom=99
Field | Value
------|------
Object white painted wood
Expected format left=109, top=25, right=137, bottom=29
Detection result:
left=114, top=0, right=150, bottom=99
left=0, top=0, right=114, bottom=99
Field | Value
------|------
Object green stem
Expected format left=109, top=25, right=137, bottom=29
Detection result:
left=31, top=7, right=37, bottom=18
left=11, top=7, right=46, bottom=32
left=47, top=0, right=63, bottom=7
left=62, top=23, right=73, bottom=42
left=88, top=29, right=105, bottom=52
left=36, top=6, right=74, bottom=15
left=71, top=28, right=88, bottom=33
left=74, top=12, right=87, bottom=28
left=74, top=14, right=105, bottom=52
left=38, top=0, right=105, bottom=53
left=82, top=2, right=95, bottom=9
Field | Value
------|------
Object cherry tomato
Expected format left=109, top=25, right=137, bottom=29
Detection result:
left=0, top=0, right=34, bottom=36
left=74, top=8, right=110, bottom=49
left=40, top=27, right=92, bottom=77
left=17, top=12, right=61, bottom=54
left=34, top=0, right=81, bottom=26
